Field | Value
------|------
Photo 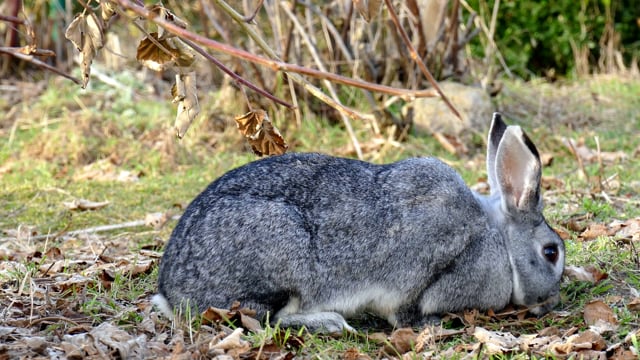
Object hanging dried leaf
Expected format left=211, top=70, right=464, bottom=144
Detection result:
left=65, top=12, right=105, bottom=88
left=100, top=0, right=118, bottom=22
left=173, top=72, right=200, bottom=138
left=353, top=0, right=383, bottom=22
left=146, top=3, right=188, bottom=40
left=136, top=33, right=176, bottom=71
left=234, top=110, right=288, bottom=156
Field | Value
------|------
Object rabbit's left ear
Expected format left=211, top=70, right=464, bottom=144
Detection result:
left=495, top=126, right=542, bottom=213
left=487, top=113, right=508, bottom=195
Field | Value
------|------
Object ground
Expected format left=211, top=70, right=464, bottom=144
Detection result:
left=0, top=73, right=639, bottom=359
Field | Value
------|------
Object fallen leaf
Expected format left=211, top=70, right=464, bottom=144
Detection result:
left=580, top=223, right=610, bottom=240
left=473, top=327, right=519, bottom=355
left=564, top=265, right=608, bottom=283
left=384, top=328, right=416, bottom=354
left=415, top=326, right=464, bottom=352
left=627, top=298, right=640, bottom=312
left=209, top=328, right=250, bottom=351
left=612, top=218, right=640, bottom=241
left=343, top=347, right=372, bottom=360
left=583, top=300, right=617, bottom=327
left=63, top=198, right=110, bottom=211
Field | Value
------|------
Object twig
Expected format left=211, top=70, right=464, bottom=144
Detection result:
left=0, top=215, right=180, bottom=242
left=0, top=14, right=25, bottom=24
left=242, top=0, right=264, bottom=23
left=0, top=47, right=82, bottom=85
left=181, top=38, right=294, bottom=108
left=383, top=0, right=462, bottom=120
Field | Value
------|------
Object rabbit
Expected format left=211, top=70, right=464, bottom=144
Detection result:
left=153, top=113, right=565, bottom=334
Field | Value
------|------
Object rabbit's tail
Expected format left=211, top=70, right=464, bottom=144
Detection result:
left=152, top=293, right=174, bottom=320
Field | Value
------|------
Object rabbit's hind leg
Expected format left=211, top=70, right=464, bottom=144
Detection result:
left=275, top=312, right=356, bottom=335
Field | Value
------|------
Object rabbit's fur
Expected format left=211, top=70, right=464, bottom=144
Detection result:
left=154, top=113, right=564, bottom=333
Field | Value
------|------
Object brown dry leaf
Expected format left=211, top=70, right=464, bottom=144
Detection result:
left=540, top=152, right=554, bottom=166
left=62, top=198, right=110, bottom=211
left=144, top=212, right=171, bottom=229
left=580, top=223, right=610, bottom=240
left=415, top=326, right=464, bottom=352
left=136, top=33, right=175, bottom=71
left=583, top=300, right=618, bottom=327
left=611, top=218, right=640, bottom=241
left=473, top=327, right=519, bottom=355
left=65, top=12, right=104, bottom=88
left=344, top=347, right=372, bottom=360
left=136, top=33, right=196, bottom=72
left=235, top=110, right=288, bottom=156
left=100, top=0, right=117, bottom=21
left=147, top=3, right=188, bottom=40
left=201, top=306, right=234, bottom=324
left=44, top=247, right=65, bottom=261
left=353, top=0, right=383, bottom=22
left=173, top=72, right=200, bottom=138
left=564, top=265, right=608, bottom=283
left=627, top=298, right=640, bottom=312
left=554, top=226, right=571, bottom=240
left=209, top=328, right=250, bottom=352
left=384, top=328, right=417, bottom=355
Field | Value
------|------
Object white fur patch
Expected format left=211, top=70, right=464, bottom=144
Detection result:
left=311, top=285, right=404, bottom=324
left=151, top=294, right=174, bottom=320
left=275, top=296, right=301, bottom=318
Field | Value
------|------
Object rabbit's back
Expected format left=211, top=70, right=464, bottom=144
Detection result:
left=158, top=153, right=491, bottom=319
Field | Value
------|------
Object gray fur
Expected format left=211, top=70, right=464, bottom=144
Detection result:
left=155, top=113, right=565, bottom=332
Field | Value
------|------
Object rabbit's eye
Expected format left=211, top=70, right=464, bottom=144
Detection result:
left=543, top=245, right=559, bottom=263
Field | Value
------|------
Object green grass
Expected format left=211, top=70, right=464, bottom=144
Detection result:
left=1, top=74, right=639, bottom=358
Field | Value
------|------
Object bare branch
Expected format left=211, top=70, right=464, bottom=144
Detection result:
left=0, top=47, right=82, bottom=85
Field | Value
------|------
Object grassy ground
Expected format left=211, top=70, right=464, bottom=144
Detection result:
left=1, top=74, right=639, bottom=359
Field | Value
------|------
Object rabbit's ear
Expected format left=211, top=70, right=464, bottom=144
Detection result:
left=495, top=126, right=542, bottom=213
left=487, top=113, right=508, bottom=195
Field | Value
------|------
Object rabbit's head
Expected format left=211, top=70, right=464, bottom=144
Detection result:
left=485, top=113, right=565, bottom=315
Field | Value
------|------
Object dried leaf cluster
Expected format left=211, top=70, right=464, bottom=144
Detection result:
left=64, top=1, right=200, bottom=139
left=235, top=110, right=288, bottom=156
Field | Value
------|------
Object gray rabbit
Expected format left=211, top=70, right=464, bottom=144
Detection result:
left=153, top=113, right=565, bottom=333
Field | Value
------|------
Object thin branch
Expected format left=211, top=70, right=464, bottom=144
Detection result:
left=242, top=0, right=265, bottom=23
left=114, top=0, right=438, bottom=102
left=383, top=0, right=462, bottom=120
left=181, top=38, right=294, bottom=108
left=0, top=14, right=25, bottom=24
left=0, top=47, right=82, bottom=85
